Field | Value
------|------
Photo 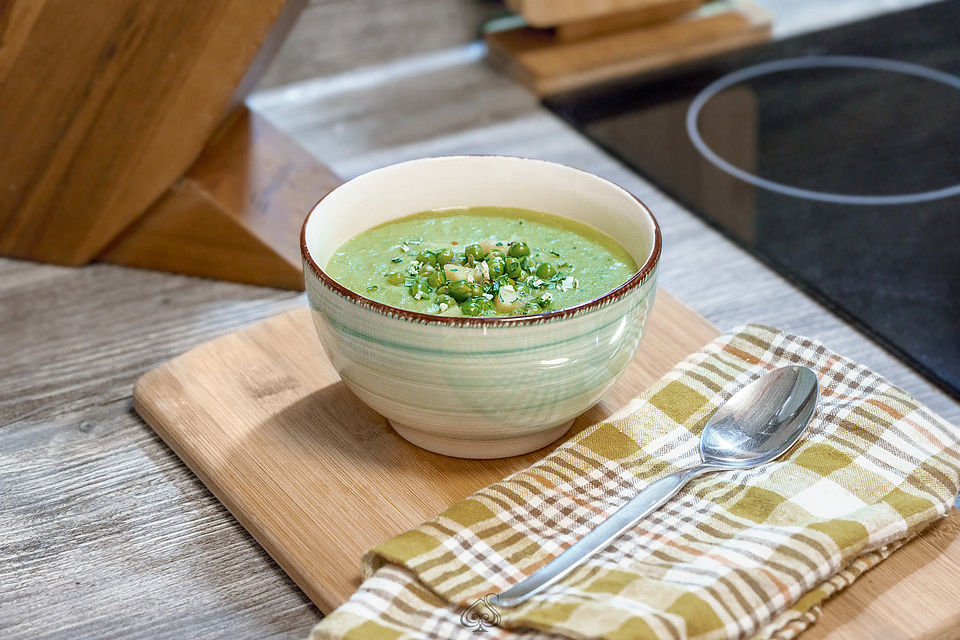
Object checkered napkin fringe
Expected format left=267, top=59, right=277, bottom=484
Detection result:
left=310, top=325, right=960, bottom=640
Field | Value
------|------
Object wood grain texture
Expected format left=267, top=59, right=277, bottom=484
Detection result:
left=0, top=0, right=302, bottom=265
left=2, top=1, right=956, bottom=638
left=555, top=0, right=705, bottom=41
left=0, top=262, right=316, bottom=639
left=132, top=291, right=718, bottom=612
left=506, top=0, right=695, bottom=27
left=98, top=107, right=341, bottom=290
left=486, top=0, right=772, bottom=95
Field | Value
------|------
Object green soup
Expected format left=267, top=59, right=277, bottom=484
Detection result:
left=325, top=207, right=638, bottom=317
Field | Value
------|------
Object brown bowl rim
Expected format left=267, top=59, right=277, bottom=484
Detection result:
left=300, top=156, right=661, bottom=326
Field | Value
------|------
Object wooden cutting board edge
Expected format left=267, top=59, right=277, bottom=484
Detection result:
left=133, top=385, right=343, bottom=607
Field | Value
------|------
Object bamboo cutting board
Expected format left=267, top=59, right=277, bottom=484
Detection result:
left=133, top=290, right=960, bottom=638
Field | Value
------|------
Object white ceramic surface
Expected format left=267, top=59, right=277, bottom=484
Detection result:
left=301, top=156, right=660, bottom=458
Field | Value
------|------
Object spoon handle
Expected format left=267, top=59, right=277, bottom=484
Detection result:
left=496, top=464, right=712, bottom=608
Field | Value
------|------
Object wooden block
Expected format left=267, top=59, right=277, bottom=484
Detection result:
left=506, top=0, right=693, bottom=28
left=486, top=0, right=772, bottom=95
left=133, top=291, right=719, bottom=611
left=98, top=106, right=341, bottom=291
left=556, top=0, right=705, bottom=41
left=0, top=0, right=306, bottom=265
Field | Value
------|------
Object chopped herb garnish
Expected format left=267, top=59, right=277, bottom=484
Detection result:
left=356, top=229, right=607, bottom=317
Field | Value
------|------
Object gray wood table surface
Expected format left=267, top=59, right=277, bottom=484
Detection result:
left=2, top=1, right=954, bottom=638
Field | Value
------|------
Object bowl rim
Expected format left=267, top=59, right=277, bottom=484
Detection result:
left=300, top=155, right=661, bottom=326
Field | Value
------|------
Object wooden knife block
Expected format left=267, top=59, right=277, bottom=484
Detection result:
left=98, top=107, right=340, bottom=290
left=0, top=0, right=339, bottom=290
left=487, top=0, right=772, bottom=95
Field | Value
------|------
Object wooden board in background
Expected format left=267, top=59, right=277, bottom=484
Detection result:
left=133, top=290, right=960, bottom=638
left=505, top=0, right=694, bottom=28
left=486, top=0, right=771, bottom=95
left=555, top=0, right=705, bottom=42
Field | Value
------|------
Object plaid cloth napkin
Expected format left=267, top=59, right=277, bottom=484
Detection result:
left=310, top=325, right=960, bottom=640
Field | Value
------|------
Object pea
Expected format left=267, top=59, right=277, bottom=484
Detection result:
left=436, top=294, right=455, bottom=307
left=418, top=264, right=436, bottom=277
left=487, top=257, right=505, bottom=278
left=505, top=257, right=521, bottom=278
left=436, top=248, right=455, bottom=265
left=536, top=263, right=557, bottom=279
left=455, top=252, right=468, bottom=265
left=408, top=281, right=432, bottom=299
left=448, top=280, right=473, bottom=302
left=426, top=270, right=445, bottom=288
left=508, top=242, right=530, bottom=258
left=385, top=272, right=405, bottom=285
left=436, top=285, right=449, bottom=295
left=416, top=250, right=437, bottom=265
left=487, top=249, right=506, bottom=260
left=465, top=244, right=484, bottom=260
left=460, top=300, right=482, bottom=316
left=469, top=282, right=484, bottom=298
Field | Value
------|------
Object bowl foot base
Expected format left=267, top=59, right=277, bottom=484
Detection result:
left=387, top=419, right=574, bottom=459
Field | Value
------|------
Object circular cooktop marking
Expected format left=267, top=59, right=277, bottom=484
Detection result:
left=685, top=56, right=960, bottom=205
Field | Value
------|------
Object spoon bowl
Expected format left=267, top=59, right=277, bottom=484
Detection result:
left=701, top=365, right=819, bottom=468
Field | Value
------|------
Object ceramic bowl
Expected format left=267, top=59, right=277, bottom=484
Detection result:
left=301, top=156, right=660, bottom=458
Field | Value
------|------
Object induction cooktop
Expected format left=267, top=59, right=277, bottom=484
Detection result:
left=546, top=0, right=960, bottom=401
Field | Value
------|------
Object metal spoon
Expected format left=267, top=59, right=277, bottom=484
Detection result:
left=495, top=365, right=819, bottom=608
